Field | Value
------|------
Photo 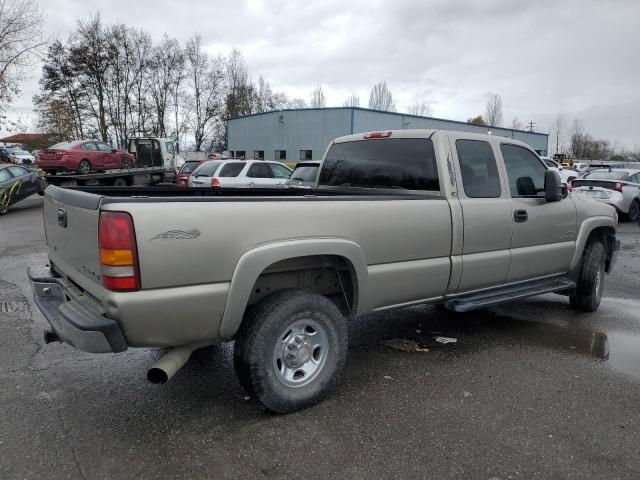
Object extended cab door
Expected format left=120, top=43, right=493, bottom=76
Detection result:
left=499, top=143, right=577, bottom=282
left=450, top=136, right=512, bottom=292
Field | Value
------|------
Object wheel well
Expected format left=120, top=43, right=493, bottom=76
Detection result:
left=248, top=255, right=358, bottom=317
left=587, top=226, right=616, bottom=271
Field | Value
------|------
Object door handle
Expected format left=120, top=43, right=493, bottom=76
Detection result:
left=514, top=209, right=528, bottom=223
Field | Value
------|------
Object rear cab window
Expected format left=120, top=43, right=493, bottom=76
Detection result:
left=456, top=140, right=501, bottom=198
left=291, top=164, right=320, bottom=182
left=318, top=138, right=439, bottom=191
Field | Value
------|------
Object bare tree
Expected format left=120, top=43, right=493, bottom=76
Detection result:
left=511, top=117, right=523, bottom=130
left=0, top=0, right=46, bottom=126
left=551, top=114, right=565, bottom=155
left=184, top=35, right=224, bottom=151
left=310, top=86, right=326, bottom=108
left=343, top=92, right=359, bottom=107
left=368, top=82, right=395, bottom=111
left=287, top=97, right=307, bottom=109
left=407, top=98, right=432, bottom=117
left=484, top=93, right=503, bottom=127
left=225, top=48, right=254, bottom=118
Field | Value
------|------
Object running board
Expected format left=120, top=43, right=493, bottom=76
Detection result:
left=444, top=278, right=576, bottom=312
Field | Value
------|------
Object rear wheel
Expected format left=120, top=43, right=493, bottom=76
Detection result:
left=233, top=289, right=347, bottom=413
left=121, top=157, right=132, bottom=170
left=112, top=177, right=127, bottom=187
left=78, top=160, right=91, bottom=175
left=626, top=200, right=639, bottom=222
left=570, top=239, right=606, bottom=312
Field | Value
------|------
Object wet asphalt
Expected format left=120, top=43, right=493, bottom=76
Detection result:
left=1, top=195, right=639, bottom=479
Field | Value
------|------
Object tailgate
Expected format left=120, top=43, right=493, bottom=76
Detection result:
left=44, top=186, right=105, bottom=299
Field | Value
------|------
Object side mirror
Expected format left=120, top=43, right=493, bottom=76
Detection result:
left=545, top=169, right=562, bottom=202
left=111, top=149, right=117, bottom=153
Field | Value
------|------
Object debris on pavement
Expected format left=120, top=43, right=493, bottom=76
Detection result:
left=434, top=336, right=458, bottom=344
left=382, top=338, right=428, bottom=352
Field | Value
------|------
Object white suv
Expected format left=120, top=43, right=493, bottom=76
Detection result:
left=189, top=160, right=292, bottom=188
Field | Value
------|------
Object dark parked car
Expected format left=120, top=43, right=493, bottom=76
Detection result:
left=37, top=140, right=136, bottom=174
left=176, top=160, right=204, bottom=187
left=286, top=161, right=320, bottom=189
left=0, top=164, right=44, bottom=215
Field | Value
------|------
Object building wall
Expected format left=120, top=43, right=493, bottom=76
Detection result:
left=227, top=108, right=549, bottom=161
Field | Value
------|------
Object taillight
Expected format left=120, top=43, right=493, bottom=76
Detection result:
left=211, top=178, right=221, bottom=188
left=566, top=183, right=573, bottom=192
left=614, top=183, right=624, bottom=192
left=99, top=211, right=140, bottom=291
left=364, top=131, right=392, bottom=139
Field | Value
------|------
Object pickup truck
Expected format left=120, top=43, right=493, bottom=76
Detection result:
left=28, top=129, right=619, bottom=413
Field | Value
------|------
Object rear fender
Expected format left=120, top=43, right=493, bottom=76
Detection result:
left=218, top=239, right=368, bottom=339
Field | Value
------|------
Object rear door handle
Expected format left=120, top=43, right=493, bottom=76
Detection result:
left=514, top=209, right=528, bottom=223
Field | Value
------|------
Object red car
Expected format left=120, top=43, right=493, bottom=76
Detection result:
left=37, top=140, right=136, bottom=175
left=176, top=160, right=204, bottom=187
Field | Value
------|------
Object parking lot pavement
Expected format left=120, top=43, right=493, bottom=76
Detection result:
left=1, top=196, right=639, bottom=479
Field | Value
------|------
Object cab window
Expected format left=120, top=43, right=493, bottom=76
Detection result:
left=247, top=163, right=274, bottom=178
left=501, top=144, right=546, bottom=197
left=456, top=140, right=501, bottom=198
left=269, top=163, right=291, bottom=179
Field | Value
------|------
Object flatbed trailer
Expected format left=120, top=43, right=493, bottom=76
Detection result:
left=44, top=166, right=169, bottom=187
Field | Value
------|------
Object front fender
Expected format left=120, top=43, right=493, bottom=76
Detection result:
left=568, top=216, right=617, bottom=278
left=218, top=238, right=368, bottom=339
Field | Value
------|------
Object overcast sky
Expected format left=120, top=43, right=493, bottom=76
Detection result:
left=4, top=0, right=640, bottom=149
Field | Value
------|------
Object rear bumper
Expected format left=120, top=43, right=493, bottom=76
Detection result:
left=28, top=264, right=127, bottom=353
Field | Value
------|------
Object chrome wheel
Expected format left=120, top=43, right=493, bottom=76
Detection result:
left=121, top=157, right=132, bottom=169
left=272, top=318, right=329, bottom=388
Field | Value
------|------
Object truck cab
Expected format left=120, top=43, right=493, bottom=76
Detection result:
left=128, top=137, right=184, bottom=173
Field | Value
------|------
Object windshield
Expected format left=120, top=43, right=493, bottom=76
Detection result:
left=191, top=161, right=223, bottom=177
left=291, top=165, right=319, bottom=182
left=584, top=170, right=629, bottom=180
left=319, top=138, right=439, bottom=190
left=180, top=162, right=201, bottom=174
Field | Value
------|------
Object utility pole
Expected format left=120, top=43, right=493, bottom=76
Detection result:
left=527, top=120, right=536, bottom=132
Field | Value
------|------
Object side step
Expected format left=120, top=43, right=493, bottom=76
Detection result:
left=445, top=278, right=576, bottom=312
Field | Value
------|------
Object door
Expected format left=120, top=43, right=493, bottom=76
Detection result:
left=96, top=142, right=117, bottom=168
left=217, top=162, right=246, bottom=187
left=80, top=142, right=101, bottom=169
left=452, top=137, right=513, bottom=292
left=245, top=162, right=275, bottom=187
left=499, top=143, right=577, bottom=282
left=268, top=163, right=292, bottom=187
left=7, top=166, right=38, bottom=199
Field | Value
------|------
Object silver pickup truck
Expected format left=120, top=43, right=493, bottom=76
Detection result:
left=28, top=129, right=619, bottom=413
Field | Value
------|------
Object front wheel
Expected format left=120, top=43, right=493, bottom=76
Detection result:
left=121, top=157, right=132, bottom=169
left=570, top=239, right=606, bottom=312
left=233, top=290, right=348, bottom=413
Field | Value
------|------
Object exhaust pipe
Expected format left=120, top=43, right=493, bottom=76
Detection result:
left=147, top=343, right=210, bottom=384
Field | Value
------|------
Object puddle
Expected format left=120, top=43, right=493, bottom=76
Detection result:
left=605, top=332, right=640, bottom=379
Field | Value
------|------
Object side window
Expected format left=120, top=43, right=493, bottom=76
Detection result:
left=97, top=143, right=113, bottom=152
left=253, top=150, right=264, bottom=160
left=275, top=150, right=286, bottom=161
left=8, top=166, right=28, bottom=177
left=456, top=140, right=501, bottom=198
left=165, top=142, right=175, bottom=154
left=219, top=163, right=244, bottom=177
left=501, top=144, right=546, bottom=197
left=269, top=163, right=291, bottom=179
left=0, top=169, right=12, bottom=181
left=247, top=163, right=274, bottom=178
left=631, top=174, right=640, bottom=184
left=81, top=142, right=97, bottom=151
left=299, top=150, right=312, bottom=161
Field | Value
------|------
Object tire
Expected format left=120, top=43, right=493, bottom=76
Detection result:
left=121, top=157, right=132, bottom=170
left=78, top=160, right=91, bottom=175
left=0, top=201, right=8, bottom=215
left=570, top=239, right=606, bottom=312
left=112, top=177, right=127, bottom=187
left=233, top=289, right=348, bottom=413
left=626, top=200, right=639, bottom=222
left=37, top=178, right=46, bottom=196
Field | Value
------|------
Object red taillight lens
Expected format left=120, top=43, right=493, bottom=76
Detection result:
left=211, top=178, right=221, bottom=188
left=614, top=183, right=624, bottom=192
left=364, top=131, right=392, bottom=139
left=98, top=211, right=140, bottom=291
left=567, top=182, right=573, bottom=192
